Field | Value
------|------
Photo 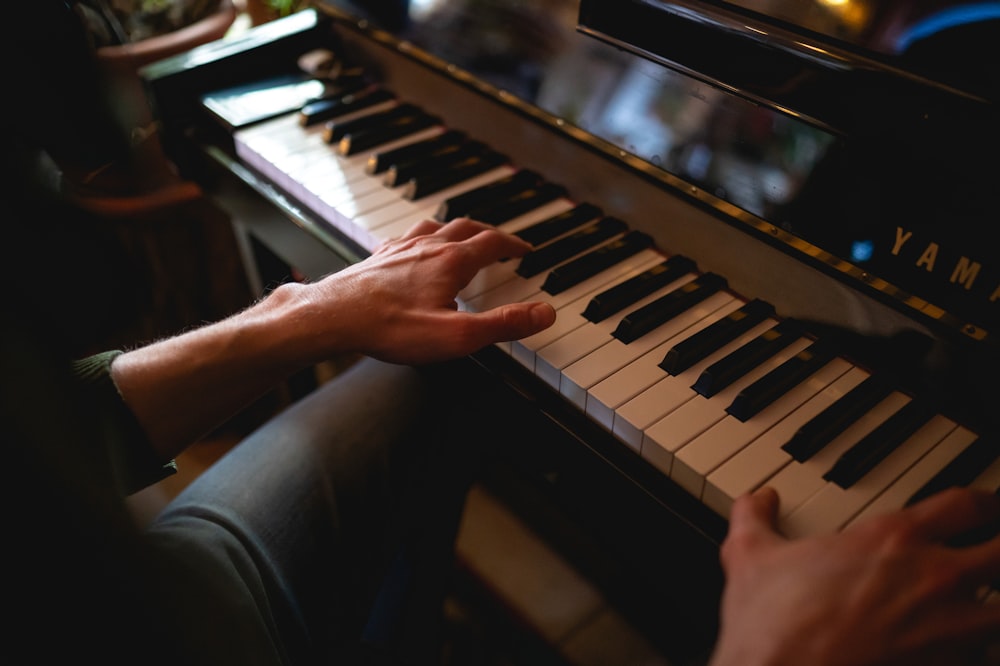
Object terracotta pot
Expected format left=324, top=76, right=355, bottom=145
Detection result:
left=80, top=1, right=238, bottom=217
left=243, top=0, right=283, bottom=26
left=92, top=0, right=239, bottom=141
left=96, top=0, right=238, bottom=76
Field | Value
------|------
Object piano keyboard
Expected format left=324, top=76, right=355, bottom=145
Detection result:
left=230, top=81, right=999, bottom=542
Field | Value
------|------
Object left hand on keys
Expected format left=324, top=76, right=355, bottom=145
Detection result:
left=709, top=486, right=1000, bottom=666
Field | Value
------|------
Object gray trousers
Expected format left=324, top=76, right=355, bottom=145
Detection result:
left=147, top=358, right=485, bottom=666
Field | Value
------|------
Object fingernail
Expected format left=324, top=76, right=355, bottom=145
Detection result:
left=529, top=302, right=556, bottom=328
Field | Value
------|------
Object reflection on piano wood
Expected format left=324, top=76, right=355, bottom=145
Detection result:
left=231, top=74, right=1000, bottom=541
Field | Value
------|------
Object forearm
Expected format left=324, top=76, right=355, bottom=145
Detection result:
left=110, top=283, right=330, bottom=462
left=107, top=219, right=555, bottom=463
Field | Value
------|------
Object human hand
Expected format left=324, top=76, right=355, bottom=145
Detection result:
left=709, top=486, right=1000, bottom=666
left=303, top=217, right=556, bottom=364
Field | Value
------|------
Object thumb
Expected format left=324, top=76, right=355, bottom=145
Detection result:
left=473, top=301, right=556, bottom=343
left=745, top=485, right=781, bottom=524
left=722, top=487, right=785, bottom=567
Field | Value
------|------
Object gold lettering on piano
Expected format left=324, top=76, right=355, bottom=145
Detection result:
left=915, top=242, right=939, bottom=272
left=894, top=226, right=995, bottom=310
left=891, top=227, right=913, bottom=256
left=950, top=257, right=982, bottom=290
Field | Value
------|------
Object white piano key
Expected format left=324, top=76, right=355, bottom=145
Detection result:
left=641, top=336, right=814, bottom=476
left=356, top=166, right=517, bottom=246
left=236, top=113, right=454, bottom=249
left=844, top=426, right=979, bottom=526
left=284, top=98, right=401, bottom=147
left=237, top=113, right=322, bottom=158
left=533, top=273, right=698, bottom=389
left=670, top=357, right=853, bottom=498
left=466, top=276, right=551, bottom=319
left=271, top=141, right=343, bottom=191
left=611, top=319, right=779, bottom=452
left=363, top=173, right=554, bottom=254
left=236, top=120, right=332, bottom=201
left=353, top=200, right=441, bottom=248
left=300, top=127, right=445, bottom=201
left=508, top=254, right=665, bottom=370
left=531, top=250, right=664, bottom=314
left=459, top=199, right=585, bottom=301
left=242, top=98, right=401, bottom=170
left=466, top=220, right=632, bottom=312
left=513, top=296, right=594, bottom=367
left=585, top=298, right=745, bottom=430
left=291, top=149, right=365, bottom=183
left=702, top=366, right=870, bottom=517
left=764, top=391, right=911, bottom=521
left=235, top=155, right=363, bottom=246
left=496, top=199, right=580, bottom=235
left=290, top=160, right=371, bottom=209
left=780, top=414, right=958, bottom=538
left=302, top=132, right=457, bottom=226
left=317, top=184, right=402, bottom=221
left=475, top=250, right=665, bottom=356
left=505, top=250, right=663, bottom=358
left=969, top=452, right=1000, bottom=492
left=561, top=291, right=736, bottom=409
left=239, top=110, right=521, bottom=247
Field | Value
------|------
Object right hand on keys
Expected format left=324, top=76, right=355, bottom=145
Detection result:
left=308, top=217, right=556, bottom=364
left=709, top=486, right=1000, bottom=666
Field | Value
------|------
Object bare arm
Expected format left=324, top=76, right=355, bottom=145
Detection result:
left=110, top=218, right=556, bottom=462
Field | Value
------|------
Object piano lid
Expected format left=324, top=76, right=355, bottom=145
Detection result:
left=318, top=0, right=999, bottom=345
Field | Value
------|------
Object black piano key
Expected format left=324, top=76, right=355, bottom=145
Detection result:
left=339, top=111, right=440, bottom=155
left=781, top=374, right=895, bottom=462
left=516, top=217, right=628, bottom=278
left=366, top=129, right=466, bottom=174
left=465, top=182, right=568, bottom=226
left=403, top=149, right=509, bottom=200
left=384, top=140, right=487, bottom=186
left=725, top=338, right=840, bottom=422
left=581, top=255, right=697, bottom=323
left=514, top=203, right=603, bottom=247
left=612, top=272, right=727, bottom=345
left=541, top=231, right=654, bottom=295
left=298, top=85, right=392, bottom=126
left=659, top=298, right=775, bottom=375
left=434, top=169, right=543, bottom=221
left=691, top=318, right=802, bottom=398
left=905, top=436, right=999, bottom=506
left=323, top=102, right=421, bottom=143
left=823, top=397, right=936, bottom=489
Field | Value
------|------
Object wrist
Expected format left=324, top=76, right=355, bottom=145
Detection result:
left=244, top=281, right=351, bottom=366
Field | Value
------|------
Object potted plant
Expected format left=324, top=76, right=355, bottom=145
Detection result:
left=244, top=0, right=309, bottom=26
left=67, top=0, right=238, bottom=212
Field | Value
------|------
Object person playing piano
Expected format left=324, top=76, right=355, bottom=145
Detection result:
left=3, top=2, right=998, bottom=665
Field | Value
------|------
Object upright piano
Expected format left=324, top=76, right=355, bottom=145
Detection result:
left=143, top=1, right=1000, bottom=661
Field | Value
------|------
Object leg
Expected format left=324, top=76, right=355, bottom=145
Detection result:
left=148, top=357, right=481, bottom=665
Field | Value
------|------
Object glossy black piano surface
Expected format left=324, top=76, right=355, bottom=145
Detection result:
left=142, top=2, right=1000, bottom=660
left=316, top=0, right=1000, bottom=344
